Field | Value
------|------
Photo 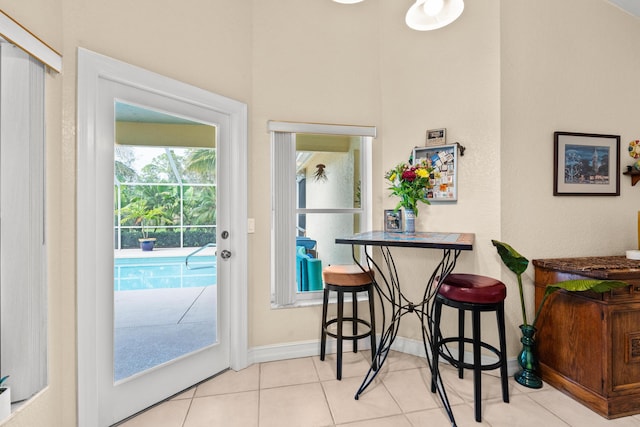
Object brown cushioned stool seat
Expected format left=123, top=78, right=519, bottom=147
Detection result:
left=320, top=265, right=376, bottom=380
left=432, top=273, right=509, bottom=422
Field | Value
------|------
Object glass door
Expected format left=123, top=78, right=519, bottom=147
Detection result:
left=77, top=50, right=248, bottom=427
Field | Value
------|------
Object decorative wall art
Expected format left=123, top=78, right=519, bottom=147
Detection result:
left=413, top=144, right=458, bottom=202
left=553, top=131, right=620, bottom=196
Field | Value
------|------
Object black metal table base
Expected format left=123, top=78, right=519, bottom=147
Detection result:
left=351, top=245, right=462, bottom=427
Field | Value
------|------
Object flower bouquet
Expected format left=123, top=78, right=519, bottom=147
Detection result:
left=385, top=158, right=435, bottom=216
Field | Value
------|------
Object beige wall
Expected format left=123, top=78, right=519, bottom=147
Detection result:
left=501, top=0, right=640, bottom=331
left=0, top=0, right=638, bottom=425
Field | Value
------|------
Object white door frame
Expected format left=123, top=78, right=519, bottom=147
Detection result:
left=76, top=48, right=248, bottom=427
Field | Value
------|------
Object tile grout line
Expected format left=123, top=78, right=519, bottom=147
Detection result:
left=180, top=393, right=195, bottom=427
left=313, top=356, right=338, bottom=427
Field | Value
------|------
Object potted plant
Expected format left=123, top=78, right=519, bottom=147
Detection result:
left=491, top=240, right=627, bottom=388
left=119, top=200, right=170, bottom=251
left=0, top=375, right=10, bottom=420
left=385, top=158, right=434, bottom=233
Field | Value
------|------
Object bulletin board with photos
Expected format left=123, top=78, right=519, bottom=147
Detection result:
left=413, top=144, right=458, bottom=202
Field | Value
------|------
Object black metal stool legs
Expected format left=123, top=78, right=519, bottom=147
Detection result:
left=320, top=288, right=329, bottom=362
left=458, top=308, right=465, bottom=379
left=336, top=288, right=344, bottom=380
left=431, top=295, right=510, bottom=423
left=352, top=290, right=357, bottom=354
left=497, top=302, right=509, bottom=404
left=320, top=282, right=376, bottom=381
left=472, top=308, right=482, bottom=422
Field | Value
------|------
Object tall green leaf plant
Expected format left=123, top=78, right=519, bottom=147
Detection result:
left=491, top=240, right=628, bottom=328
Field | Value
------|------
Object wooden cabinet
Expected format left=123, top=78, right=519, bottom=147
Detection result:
left=533, top=256, right=640, bottom=419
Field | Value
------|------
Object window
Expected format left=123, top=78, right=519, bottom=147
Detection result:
left=269, top=122, right=375, bottom=306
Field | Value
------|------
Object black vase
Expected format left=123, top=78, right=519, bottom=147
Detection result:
left=514, top=324, right=543, bottom=388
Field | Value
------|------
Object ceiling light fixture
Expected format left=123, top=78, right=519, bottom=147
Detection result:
left=332, top=0, right=464, bottom=31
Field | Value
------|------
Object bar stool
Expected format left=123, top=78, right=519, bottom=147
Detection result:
left=431, top=273, right=509, bottom=422
left=320, top=264, right=377, bottom=380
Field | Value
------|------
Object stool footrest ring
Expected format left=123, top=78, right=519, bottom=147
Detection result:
left=435, top=337, right=503, bottom=371
left=324, top=317, right=373, bottom=341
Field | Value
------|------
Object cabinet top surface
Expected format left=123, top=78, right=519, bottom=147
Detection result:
left=532, top=255, right=640, bottom=279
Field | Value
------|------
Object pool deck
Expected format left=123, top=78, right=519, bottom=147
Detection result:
left=113, top=246, right=218, bottom=381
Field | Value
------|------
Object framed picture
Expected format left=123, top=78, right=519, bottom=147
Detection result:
left=554, top=132, right=620, bottom=196
left=426, top=128, right=446, bottom=146
left=384, top=209, right=403, bottom=232
left=413, top=144, right=458, bottom=202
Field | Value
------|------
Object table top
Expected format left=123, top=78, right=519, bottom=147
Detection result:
left=533, top=255, right=640, bottom=280
left=335, top=231, right=474, bottom=250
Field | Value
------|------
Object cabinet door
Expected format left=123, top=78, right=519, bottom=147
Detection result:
left=611, top=304, right=640, bottom=393
left=536, top=291, right=605, bottom=394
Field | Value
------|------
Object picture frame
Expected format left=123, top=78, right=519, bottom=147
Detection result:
left=426, top=128, right=446, bottom=146
left=384, top=209, right=403, bottom=232
left=554, top=131, right=620, bottom=196
left=413, top=144, right=458, bottom=202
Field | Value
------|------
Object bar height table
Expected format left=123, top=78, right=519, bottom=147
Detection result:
left=336, top=230, right=474, bottom=427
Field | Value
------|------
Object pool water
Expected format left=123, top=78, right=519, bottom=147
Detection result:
left=114, top=256, right=217, bottom=291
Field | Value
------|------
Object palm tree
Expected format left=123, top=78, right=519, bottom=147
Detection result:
left=183, top=149, right=216, bottom=182
left=118, top=199, right=171, bottom=239
left=187, top=186, right=217, bottom=225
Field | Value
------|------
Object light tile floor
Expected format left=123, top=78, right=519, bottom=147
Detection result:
left=118, top=351, right=640, bottom=427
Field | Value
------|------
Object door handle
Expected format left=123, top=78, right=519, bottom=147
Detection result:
left=220, top=250, right=232, bottom=260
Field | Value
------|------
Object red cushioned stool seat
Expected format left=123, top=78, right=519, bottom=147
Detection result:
left=432, top=273, right=509, bottom=423
left=438, top=273, right=507, bottom=304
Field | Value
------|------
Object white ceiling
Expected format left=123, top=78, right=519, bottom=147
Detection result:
left=607, top=0, right=640, bottom=17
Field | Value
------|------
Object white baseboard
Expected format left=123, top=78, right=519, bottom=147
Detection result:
left=248, top=335, right=520, bottom=376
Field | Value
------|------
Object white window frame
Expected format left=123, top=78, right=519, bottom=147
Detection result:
left=268, top=121, right=375, bottom=307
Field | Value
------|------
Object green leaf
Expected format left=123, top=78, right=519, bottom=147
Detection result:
left=533, top=279, right=628, bottom=327
left=545, top=279, right=628, bottom=295
left=491, top=240, right=529, bottom=275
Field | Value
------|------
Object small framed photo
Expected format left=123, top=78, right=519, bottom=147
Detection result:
left=384, top=209, right=403, bottom=232
left=426, top=128, right=446, bottom=146
left=554, top=132, right=620, bottom=196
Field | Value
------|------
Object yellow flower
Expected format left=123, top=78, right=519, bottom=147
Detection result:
left=389, top=172, right=396, bottom=181
left=416, top=169, right=428, bottom=178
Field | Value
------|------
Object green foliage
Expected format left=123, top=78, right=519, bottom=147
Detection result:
left=492, top=240, right=529, bottom=275
left=114, top=147, right=217, bottom=246
left=492, top=239, right=628, bottom=328
left=492, top=240, right=530, bottom=326
left=533, top=279, right=628, bottom=327
left=118, top=199, right=171, bottom=239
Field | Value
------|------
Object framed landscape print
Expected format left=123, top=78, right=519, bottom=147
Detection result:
left=553, top=132, right=620, bottom=196
left=413, top=144, right=458, bottom=202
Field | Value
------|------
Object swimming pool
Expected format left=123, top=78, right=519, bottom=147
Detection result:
left=114, top=256, right=217, bottom=291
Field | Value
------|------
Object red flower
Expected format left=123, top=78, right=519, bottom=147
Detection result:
left=402, top=170, right=417, bottom=182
